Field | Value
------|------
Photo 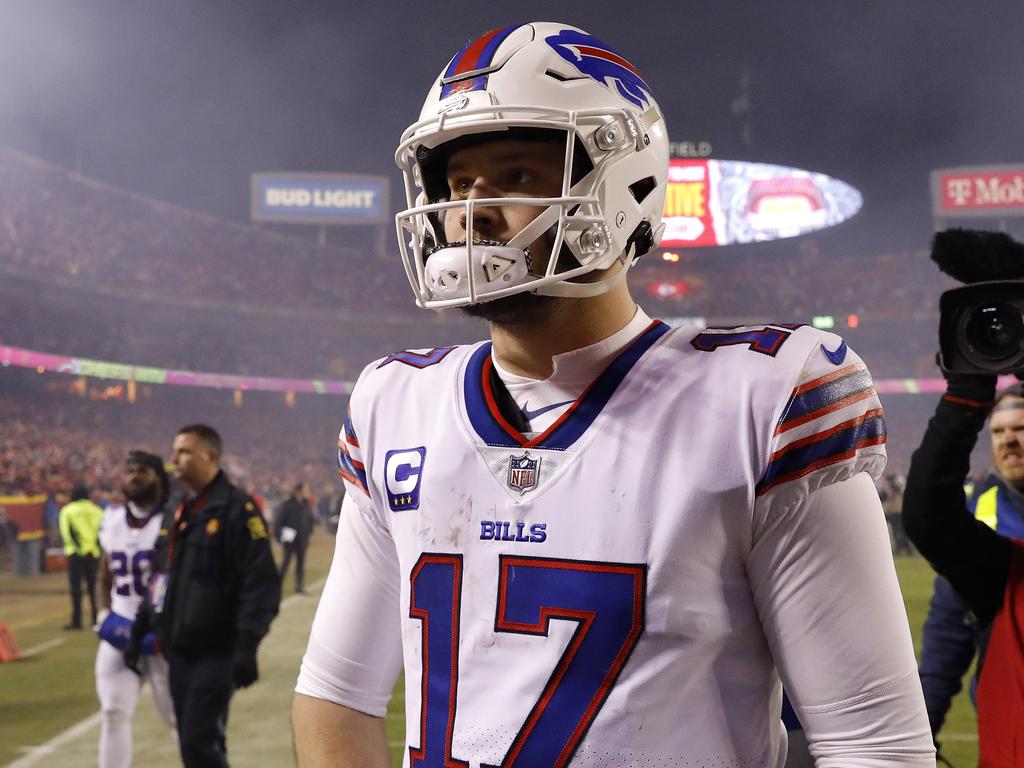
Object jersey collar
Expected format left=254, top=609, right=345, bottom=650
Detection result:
left=464, top=318, right=670, bottom=450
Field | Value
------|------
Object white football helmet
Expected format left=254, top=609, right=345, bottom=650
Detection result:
left=395, top=22, right=670, bottom=309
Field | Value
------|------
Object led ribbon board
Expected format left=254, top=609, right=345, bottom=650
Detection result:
left=5, top=344, right=1013, bottom=396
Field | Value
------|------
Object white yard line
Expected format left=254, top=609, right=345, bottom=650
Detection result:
left=5, top=577, right=327, bottom=768
left=6, top=713, right=102, bottom=768
left=19, top=637, right=65, bottom=658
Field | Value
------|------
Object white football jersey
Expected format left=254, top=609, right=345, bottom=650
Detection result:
left=299, top=318, right=932, bottom=767
left=98, top=504, right=163, bottom=619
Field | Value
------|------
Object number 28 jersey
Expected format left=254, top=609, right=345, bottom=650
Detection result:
left=299, top=320, right=928, bottom=767
left=98, top=505, right=162, bottom=620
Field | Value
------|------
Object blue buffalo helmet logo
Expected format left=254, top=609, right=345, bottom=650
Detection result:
left=545, top=29, right=654, bottom=109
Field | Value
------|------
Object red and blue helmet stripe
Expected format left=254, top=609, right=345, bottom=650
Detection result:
left=440, top=24, right=523, bottom=98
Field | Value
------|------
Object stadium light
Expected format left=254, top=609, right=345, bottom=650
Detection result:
left=811, top=315, right=835, bottom=329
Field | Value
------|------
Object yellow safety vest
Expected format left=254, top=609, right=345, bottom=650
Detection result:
left=973, top=485, right=999, bottom=531
left=58, top=499, right=103, bottom=557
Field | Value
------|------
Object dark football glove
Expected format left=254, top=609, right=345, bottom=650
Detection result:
left=232, top=645, right=259, bottom=689
left=122, top=636, right=143, bottom=677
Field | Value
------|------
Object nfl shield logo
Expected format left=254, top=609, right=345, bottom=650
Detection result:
left=507, top=452, right=541, bottom=495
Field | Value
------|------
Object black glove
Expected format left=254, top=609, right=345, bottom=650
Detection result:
left=232, top=644, right=259, bottom=689
left=942, top=369, right=996, bottom=413
left=122, top=636, right=143, bottom=677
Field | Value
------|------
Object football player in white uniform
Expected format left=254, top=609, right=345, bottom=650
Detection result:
left=95, top=450, right=176, bottom=768
left=293, top=22, right=934, bottom=767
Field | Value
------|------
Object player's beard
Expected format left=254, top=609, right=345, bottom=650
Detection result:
left=457, top=239, right=573, bottom=327
left=124, top=481, right=159, bottom=510
left=459, top=291, right=565, bottom=327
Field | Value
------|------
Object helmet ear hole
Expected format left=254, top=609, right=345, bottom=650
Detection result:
left=628, top=177, right=657, bottom=203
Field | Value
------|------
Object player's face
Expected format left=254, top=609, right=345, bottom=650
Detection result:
left=171, top=433, right=218, bottom=491
left=442, top=138, right=565, bottom=264
left=990, top=397, right=1024, bottom=488
left=122, top=462, right=160, bottom=505
left=441, top=139, right=568, bottom=324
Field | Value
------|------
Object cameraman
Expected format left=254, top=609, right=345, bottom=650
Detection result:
left=903, top=374, right=1023, bottom=764
left=917, top=382, right=1024, bottom=741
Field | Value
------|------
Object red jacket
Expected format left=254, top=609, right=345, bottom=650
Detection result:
left=977, top=538, right=1024, bottom=767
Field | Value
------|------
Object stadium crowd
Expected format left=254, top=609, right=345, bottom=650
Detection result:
left=0, top=147, right=408, bottom=314
left=0, top=374, right=340, bottom=505
left=0, top=145, right=950, bottom=380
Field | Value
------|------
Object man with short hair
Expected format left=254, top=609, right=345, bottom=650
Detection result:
left=59, top=483, right=103, bottom=630
left=916, top=383, right=1024, bottom=745
left=95, top=450, right=176, bottom=768
left=127, top=424, right=279, bottom=768
left=293, top=22, right=933, bottom=767
left=905, top=362, right=1024, bottom=764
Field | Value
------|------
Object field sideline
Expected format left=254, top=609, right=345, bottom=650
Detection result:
left=1, top=535, right=977, bottom=767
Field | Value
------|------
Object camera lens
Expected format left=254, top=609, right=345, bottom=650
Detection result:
left=964, top=301, right=1024, bottom=360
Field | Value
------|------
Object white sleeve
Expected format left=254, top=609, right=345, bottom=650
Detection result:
left=295, top=492, right=403, bottom=717
left=749, top=472, right=935, bottom=767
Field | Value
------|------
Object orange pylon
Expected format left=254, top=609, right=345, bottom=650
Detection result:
left=0, top=623, right=21, bottom=662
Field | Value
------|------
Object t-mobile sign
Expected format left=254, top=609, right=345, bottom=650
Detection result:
left=932, top=165, right=1024, bottom=218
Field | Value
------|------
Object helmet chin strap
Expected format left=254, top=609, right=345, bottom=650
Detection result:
left=533, top=259, right=630, bottom=298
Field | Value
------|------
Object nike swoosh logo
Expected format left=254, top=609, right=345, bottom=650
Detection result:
left=522, top=399, right=575, bottom=421
left=820, top=339, right=848, bottom=366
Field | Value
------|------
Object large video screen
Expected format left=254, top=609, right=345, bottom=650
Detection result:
left=661, top=159, right=862, bottom=247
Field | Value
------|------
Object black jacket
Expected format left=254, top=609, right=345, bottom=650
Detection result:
left=150, top=471, right=280, bottom=654
left=273, top=495, right=314, bottom=548
left=902, top=396, right=1012, bottom=626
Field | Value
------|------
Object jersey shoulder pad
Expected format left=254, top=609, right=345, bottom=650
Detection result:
left=756, top=329, right=886, bottom=499
left=375, top=345, right=459, bottom=370
left=687, top=322, right=807, bottom=359
left=352, top=343, right=473, bottom=403
left=98, top=505, right=125, bottom=547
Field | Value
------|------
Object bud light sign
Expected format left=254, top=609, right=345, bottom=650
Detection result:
left=251, top=173, right=389, bottom=225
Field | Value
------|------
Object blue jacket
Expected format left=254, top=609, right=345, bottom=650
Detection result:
left=918, top=472, right=1024, bottom=735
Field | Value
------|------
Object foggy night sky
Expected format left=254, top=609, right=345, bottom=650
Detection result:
left=1, top=0, right=1021, bottom=260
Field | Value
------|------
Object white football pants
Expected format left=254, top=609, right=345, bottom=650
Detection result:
left=95, top=640, right=176, bottom=768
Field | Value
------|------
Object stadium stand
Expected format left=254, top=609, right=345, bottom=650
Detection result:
left=0, top=144, right=980, bottom=493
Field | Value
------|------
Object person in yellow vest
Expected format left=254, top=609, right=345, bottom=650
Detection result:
left=59, top=484, right=104, bottom=630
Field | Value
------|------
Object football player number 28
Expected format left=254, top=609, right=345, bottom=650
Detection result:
left=409, top=553, right=646, bottom=767
left=109, top=550, right=153, bottom=597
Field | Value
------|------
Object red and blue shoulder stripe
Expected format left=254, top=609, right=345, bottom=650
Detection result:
left=757, top=361, right=885, bottom=496
left=337, top=407, right=369, bottom=496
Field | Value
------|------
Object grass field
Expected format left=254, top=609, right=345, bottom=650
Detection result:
left=1, top=536, right=977, bottom=767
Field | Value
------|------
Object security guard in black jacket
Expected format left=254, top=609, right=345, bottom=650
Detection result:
left=126, top=424, right=280, bottom=768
